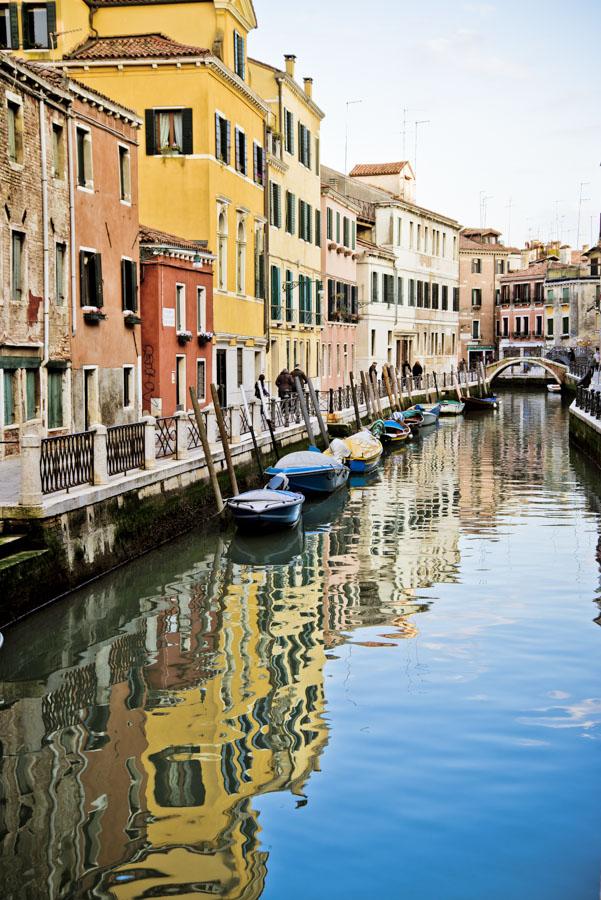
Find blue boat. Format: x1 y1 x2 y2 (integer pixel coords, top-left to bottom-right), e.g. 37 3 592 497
226 474 304 530
265 450 349 495
405 403 441 426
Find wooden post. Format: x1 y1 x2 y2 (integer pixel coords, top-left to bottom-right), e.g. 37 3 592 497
382 365 395 414
189 387 224 514
476 365 483 398
294 376 316 446
360 370 372 420
433 371 440 401
306 376 329 447
242 386 263 479
349 372 362 431
453 370 463 401
210 384 239 496
371 372 383 418
393 367 405 410
408 374 415 404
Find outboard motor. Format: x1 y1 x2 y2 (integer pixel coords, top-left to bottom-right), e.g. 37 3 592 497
267 473 289 491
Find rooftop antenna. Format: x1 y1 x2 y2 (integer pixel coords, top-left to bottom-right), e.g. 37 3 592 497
576 181 590 249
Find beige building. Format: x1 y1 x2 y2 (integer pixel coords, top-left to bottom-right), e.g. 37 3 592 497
249 54 324 386
458 227 518 368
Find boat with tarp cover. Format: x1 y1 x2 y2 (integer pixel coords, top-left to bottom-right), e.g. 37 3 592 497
265 451 349 495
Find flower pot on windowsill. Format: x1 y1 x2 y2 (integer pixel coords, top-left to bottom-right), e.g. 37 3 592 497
82 306 106 324
177 330 193 345
123 310 142 327
197 331 214 347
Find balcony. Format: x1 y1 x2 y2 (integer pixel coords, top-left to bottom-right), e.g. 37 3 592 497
512 331 530 339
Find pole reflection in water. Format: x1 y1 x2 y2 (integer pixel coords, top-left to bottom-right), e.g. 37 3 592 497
0 391 600 899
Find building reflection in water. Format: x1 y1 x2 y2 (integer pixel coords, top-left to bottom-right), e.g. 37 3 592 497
0 407 522 897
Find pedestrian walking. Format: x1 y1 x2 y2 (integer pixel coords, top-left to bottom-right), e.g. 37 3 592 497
412 360 423 378
254 374 270 401
275 368 294 398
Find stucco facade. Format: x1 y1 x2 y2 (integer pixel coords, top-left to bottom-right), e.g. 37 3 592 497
249 54 323 388
0 55 71 455
320 184 359 390
140 227 214 416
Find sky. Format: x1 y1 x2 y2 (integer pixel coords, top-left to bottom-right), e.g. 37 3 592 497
250 0 601 250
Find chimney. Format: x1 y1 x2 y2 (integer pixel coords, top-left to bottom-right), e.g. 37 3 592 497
303 77 313 99
284 54 296 78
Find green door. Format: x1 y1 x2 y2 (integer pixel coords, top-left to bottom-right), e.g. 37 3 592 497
25 369 36 420
3 370 14 425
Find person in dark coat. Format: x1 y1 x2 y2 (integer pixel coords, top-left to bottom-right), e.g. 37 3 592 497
275 368 294 399
290 363 307 386
368 362 378 381
254 374 270 401
412 360 423 377
402 360 411 378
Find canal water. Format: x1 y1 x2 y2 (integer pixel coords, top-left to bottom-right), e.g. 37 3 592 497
0 390 600 899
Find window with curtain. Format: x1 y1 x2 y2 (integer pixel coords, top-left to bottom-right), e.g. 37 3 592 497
145 109 193 156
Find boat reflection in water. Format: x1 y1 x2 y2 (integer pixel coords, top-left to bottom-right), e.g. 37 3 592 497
301 484 349 532
228 522 305 567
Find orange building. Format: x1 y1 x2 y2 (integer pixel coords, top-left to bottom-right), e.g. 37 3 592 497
139 226 214 416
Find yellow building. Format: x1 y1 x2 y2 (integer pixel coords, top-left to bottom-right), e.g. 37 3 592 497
13 0 269 405
248 55 324 387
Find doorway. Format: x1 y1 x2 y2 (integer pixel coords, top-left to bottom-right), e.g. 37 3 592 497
83 367 97 431
216 349 227 407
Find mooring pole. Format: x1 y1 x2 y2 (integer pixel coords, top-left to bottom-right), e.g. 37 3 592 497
371 372 383 418
349 372 362 431
241 385 263 479
189 387 224 514
295 376 316 447
382 365 395 414
433 371 440 401
210 383 239 496
306 376 329 448
360 370 372 420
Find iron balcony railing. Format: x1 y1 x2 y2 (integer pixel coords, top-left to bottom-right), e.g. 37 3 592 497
40 431 94 495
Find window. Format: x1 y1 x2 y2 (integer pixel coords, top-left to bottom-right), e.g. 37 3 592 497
432 283 439 309
383 274 394 305
254 224 265 300
424 282 430 308
196 286 206 333
417 281 423 308
371 272 379 302
562 316 569 337
472 257 481 274
47 370 62 428
214 113 230 163
7 98 23 164
547 317 554 337
236 219 246 294
22 2 55 49
234 127 246 175
343 217 350 247
11 231 25 301
562 287 570 302
371 329 376 356
315 210 321 247
442 285 448 310
233 30 245 79
0 5 18 49
196 359 206 401
285 269 294 321
397 277 403 305
352 222 356 249
79 250 103 307
52 123 64 178
298 200 312 242
284 108 294 154
535 315 543 337
271 265 281 319
253 141 264 185
76 126 93 188
502 317 509 338
145 108 192 156
118 145 131 202
123 366 134 408
218 209 228 291
336 212 341 243
176 355 186 408
55 243 66 305
472 320 480 339
298 122 311 167
270 182 282 228
452 287 459 311
472 288 482 307
409 279 415 306
121 258 138 311
237 347 243 387
175 284 186 332
25 369 37 420
326 207 333 240
286 191 296 235
2 370 14 425
496 259 505 275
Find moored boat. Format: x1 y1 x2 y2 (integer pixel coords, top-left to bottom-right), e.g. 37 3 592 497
392 409 424 433
265 451 349 495
463 395 499 411
324 431 384 474
438 399 465 416
371 417 412 445
405 403 441 426
226 474 304 530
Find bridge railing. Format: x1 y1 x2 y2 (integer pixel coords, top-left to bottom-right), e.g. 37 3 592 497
575 386 601 419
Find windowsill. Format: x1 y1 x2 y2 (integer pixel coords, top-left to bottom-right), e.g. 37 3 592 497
77 184 94 194
8 159 24 171
120 198 132 207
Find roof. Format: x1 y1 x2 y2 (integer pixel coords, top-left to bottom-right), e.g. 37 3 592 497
139 225 209 254
65 33 210 61
500 260 548 281
350 162 411 177
461 226 502 237
459 235 515 253
356 238 396 261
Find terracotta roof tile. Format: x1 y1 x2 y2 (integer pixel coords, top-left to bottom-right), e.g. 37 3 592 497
65 33 210 61
500 260 548 281
139 225 209 253
350 162 410 177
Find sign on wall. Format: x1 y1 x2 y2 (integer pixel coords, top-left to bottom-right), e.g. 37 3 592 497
162 307 176 327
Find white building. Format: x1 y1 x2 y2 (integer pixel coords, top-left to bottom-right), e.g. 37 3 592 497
322 164 460 374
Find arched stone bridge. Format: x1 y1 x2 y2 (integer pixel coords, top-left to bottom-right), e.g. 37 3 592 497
485 357 569 386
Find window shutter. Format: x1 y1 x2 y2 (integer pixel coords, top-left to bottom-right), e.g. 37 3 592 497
94 254 104 307
47 2 57 47
121 258 127 310
241 132 246 174
21 5 29 48
315 210 321 246
9 4 19 48
234 31 239 73
307 204 312 243
79 250 86 306
215 113 221 160
234 127 240 171
253 142 258 182
132 261 138 312
306 129 311 169
145 110 156 155
298 122 303 162
225 120 231 165
240 34 245 79
182 108 193 154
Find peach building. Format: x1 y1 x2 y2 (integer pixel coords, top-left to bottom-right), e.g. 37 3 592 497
320 179 360 390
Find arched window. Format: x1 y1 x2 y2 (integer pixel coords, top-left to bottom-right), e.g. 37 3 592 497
218 209 228 292
236 219 246 295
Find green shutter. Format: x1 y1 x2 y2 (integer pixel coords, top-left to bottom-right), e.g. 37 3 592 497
25 369 36 420
3 370 14 425
182 108 193 154
94 253 103 307
48 371 63 429
145 110 156 155
225 120 231 164
9 5 19 48
79 249 87 305
121 258 127 310
46 2 56 47
315 210 321 246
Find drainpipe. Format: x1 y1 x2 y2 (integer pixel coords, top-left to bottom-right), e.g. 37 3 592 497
39 98 50 431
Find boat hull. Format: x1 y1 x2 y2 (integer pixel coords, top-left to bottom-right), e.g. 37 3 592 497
265 465 349 495
226 489 304 530
439 400 465 416
464 396 498 411
348 450 383 473
406 404 441 426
